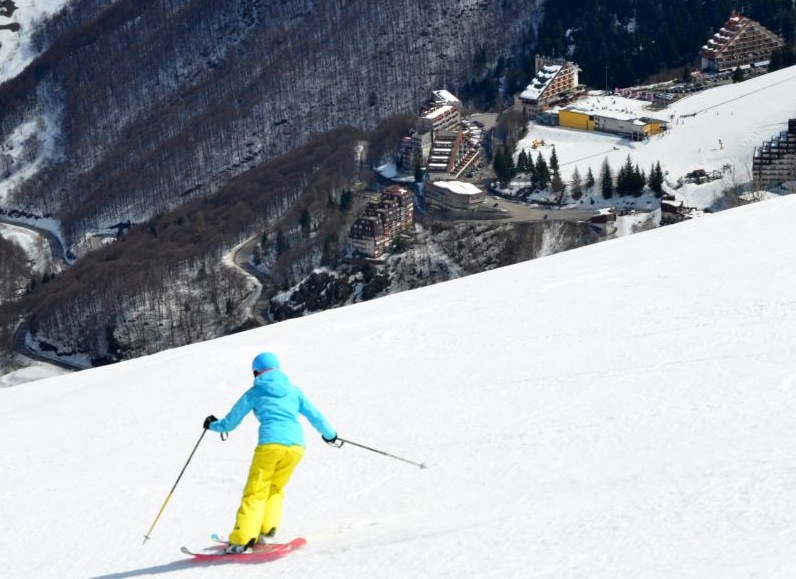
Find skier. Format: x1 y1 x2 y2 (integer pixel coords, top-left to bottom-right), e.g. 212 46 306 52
203 351 338 554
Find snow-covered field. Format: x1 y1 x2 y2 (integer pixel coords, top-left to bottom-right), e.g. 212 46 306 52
2 194 796 577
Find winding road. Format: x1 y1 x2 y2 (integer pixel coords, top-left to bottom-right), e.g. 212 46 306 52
0 216 85 371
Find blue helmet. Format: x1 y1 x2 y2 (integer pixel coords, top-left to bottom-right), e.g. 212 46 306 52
252 352 280 373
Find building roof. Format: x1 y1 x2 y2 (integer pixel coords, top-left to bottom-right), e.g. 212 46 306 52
701 12 783 64
520 64 563 102
432 180 482 196
424 105 455 121
433 90 460 104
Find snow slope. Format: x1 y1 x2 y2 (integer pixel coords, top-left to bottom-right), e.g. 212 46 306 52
3 194 796 578
0 0 71 84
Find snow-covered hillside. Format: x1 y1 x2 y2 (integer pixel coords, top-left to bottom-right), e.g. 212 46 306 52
516 65 796 210
0 0 70 84
2 194 796 578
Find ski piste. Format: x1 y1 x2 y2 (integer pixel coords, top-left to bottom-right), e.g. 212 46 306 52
181 536 306 562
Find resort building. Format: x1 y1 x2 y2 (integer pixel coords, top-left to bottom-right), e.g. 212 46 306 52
518 56 581 114
400 89 481 180
558 105 667 141
752 118 796 188
400 129 433 173
425 180 485 211
349 185 414 258
700 12 784 72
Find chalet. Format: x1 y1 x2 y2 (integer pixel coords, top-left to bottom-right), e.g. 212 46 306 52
700 12 784 72
660 195 702 226
589 208 617 236
752 118 796 188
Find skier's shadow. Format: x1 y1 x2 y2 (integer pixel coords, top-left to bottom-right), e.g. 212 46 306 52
90 557 261 578
89 560 194 578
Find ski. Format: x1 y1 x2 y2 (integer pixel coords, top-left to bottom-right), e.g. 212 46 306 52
181 537 306 562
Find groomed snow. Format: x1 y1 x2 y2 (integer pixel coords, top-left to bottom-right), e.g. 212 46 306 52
2 195 796 577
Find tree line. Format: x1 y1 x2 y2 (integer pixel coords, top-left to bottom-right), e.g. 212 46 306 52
495 145 665 202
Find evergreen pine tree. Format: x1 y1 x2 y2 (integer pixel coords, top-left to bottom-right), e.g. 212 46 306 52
527 152 538 186
517 150 530 174
600 159 613 199
549 147 559 175
586 167 595 189
535 152 550 189
571 167 583 201
493 148 513 188
634 163 645 197
551 172 566 205
616 156 629 196
648 161 664 197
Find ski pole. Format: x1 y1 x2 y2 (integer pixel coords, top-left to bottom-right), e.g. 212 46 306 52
336 437 427 469
142 428 207 544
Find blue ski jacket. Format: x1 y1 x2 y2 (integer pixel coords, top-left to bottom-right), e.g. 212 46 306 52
208 369 335 447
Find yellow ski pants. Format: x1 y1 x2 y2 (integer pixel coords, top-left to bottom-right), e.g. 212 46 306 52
228 443 305 545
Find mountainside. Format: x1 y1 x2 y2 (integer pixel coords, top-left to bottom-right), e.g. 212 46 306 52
1 1 794 373
0 0 540 244
3 195 796 577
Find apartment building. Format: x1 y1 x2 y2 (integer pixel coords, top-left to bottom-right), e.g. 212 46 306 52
425 180 484 211
417 104 461 135
519 56 581 114
349 185 414 258
400 89 476 179
752 118 796 188
400 129 432 172
700 12 784 72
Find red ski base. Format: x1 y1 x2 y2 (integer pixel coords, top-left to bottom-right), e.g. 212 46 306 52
181 537 306 562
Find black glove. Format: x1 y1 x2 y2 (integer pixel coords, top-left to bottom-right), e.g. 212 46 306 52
203 415 218 429
322 433 343 447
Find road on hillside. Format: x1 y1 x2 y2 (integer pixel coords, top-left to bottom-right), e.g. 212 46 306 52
231 237 276 326
490 196 596 222
446 194 597 223
0 215 70 271
12 321 87 371
0 217 84 370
